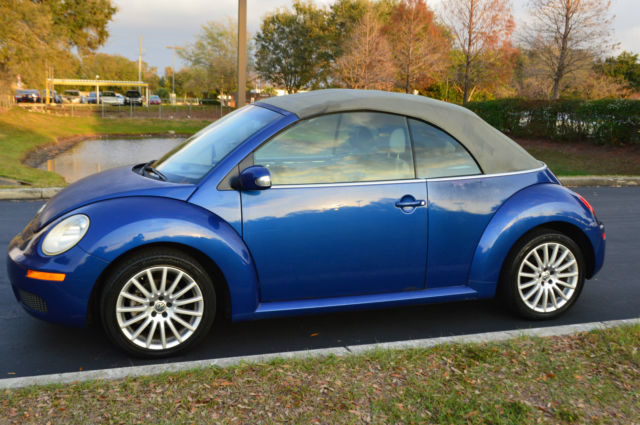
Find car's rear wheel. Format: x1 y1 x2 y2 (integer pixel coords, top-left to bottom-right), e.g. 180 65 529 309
502 230 585 319
100 248 216 357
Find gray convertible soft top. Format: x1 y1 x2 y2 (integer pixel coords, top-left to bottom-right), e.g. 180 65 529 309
258 89 541 174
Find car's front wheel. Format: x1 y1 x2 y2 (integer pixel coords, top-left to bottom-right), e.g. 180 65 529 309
502 230 585 319
100 248 216 357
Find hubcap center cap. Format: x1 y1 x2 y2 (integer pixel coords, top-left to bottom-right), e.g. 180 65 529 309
154 301 167 313
541 271 551 280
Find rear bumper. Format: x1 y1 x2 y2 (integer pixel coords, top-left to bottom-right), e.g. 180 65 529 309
7 236 109 327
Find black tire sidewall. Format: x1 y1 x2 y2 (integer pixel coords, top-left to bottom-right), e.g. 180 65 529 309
100 248 216 358
503 230 585 320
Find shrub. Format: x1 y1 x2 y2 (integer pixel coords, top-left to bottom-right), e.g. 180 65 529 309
466 99 640 146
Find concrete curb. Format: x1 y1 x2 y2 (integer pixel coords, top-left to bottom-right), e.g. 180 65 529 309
0 176 639 200
0 187 62 200
1 317 638 390
559 176 640 187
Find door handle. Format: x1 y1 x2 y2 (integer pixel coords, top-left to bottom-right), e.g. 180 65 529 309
395 200 426 208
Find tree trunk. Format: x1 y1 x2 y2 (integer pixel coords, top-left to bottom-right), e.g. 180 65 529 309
463 58 471 104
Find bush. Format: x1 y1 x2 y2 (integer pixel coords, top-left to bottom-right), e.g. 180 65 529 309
466 99 640 146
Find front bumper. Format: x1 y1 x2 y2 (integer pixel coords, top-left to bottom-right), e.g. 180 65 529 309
7 231 109 327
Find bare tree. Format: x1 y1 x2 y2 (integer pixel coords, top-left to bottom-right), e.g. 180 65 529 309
442 0 515 103
523 0 614 100
335 8 394 90
386 0 449 93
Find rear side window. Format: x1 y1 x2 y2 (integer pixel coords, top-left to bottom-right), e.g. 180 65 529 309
408 118 480 178
254 112 414 185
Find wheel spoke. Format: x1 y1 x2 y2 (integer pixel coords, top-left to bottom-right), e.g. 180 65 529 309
166 271 184 296
159 267 168 294
117 305 147 313
553 250 570 268
520 279 538 290
122 311 148 328
532 249 544 267
173 296 203 307
146 270 158 294
531 286 544 307
120 292 148 304
524 284 540 300
166 318 182 343
520 272 537 279
542 287 548 312
553 285 569 300
145 320 158 348
549 244 559 265
524 260 538 270
175 308 203 317
131 278 151 299
543 244 549 266
549 287 558 309
160 321 167 349
131 315 152 339
556 280 576 289
557 272 578 279
556 260 576 273
172 314 196 331
173 281 196 300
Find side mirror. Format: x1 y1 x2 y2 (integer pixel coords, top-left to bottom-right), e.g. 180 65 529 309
238 165 272 191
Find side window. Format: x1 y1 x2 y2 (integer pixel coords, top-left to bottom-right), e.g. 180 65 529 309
254 112 414 185
408 118 481 178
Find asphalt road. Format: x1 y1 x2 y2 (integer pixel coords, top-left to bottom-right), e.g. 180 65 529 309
1 187 638 379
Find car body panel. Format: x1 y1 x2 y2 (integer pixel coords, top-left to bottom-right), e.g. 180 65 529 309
242 181 428 301
425 166 558 289
467 182 605 297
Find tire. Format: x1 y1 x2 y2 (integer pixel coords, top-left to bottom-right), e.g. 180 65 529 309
501 229 585 320
100 248 216 358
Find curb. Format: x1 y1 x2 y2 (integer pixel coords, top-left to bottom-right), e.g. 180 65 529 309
1 317 638 390
559 176 640 187
1 177 639 201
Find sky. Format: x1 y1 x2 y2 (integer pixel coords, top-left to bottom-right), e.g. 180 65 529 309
99 0 640 76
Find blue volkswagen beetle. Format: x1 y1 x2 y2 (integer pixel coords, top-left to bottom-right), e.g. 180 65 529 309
7 90 605 357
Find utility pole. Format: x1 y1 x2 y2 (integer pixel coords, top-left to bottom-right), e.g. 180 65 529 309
167 46 179 105
237 0 247 108
138 36 143 82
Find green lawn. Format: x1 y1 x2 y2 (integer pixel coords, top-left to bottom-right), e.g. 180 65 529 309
0 108 210 186
2 324 639 424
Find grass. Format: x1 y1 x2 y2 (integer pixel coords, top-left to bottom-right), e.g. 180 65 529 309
516 138 640 176
2 323 639 424
0 108 210 186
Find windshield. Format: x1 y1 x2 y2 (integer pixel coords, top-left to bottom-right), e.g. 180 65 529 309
154 105 282 183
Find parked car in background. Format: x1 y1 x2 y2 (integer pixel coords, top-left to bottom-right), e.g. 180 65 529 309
41 89 62 104
116 94 125 105
17 89 41 103
100 91 121 105
149 95 161 105
86 92 99 104
124 90 143 106
63 90 85 104
7 90 606 358
13 90 24 103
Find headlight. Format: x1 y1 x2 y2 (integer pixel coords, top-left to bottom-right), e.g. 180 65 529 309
42 214 90 256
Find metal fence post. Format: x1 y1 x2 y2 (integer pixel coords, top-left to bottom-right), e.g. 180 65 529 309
101 101 104 119
130 101 133 119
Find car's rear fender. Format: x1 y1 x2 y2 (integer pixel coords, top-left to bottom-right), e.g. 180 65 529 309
75 197 260 320
468 183 604 297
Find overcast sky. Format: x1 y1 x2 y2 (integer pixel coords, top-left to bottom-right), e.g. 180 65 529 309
99 0 640 75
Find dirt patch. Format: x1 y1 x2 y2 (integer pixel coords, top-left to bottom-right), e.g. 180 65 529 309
22 133 188 168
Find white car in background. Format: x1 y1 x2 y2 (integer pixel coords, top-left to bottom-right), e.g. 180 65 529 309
101 91 124 105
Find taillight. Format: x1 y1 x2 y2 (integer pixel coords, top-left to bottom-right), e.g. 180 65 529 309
577 194 596 219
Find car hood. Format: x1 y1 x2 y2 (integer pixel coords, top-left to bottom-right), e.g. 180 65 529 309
37 165 196 228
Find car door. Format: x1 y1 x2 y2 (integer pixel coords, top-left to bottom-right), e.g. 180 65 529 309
241 112 428 302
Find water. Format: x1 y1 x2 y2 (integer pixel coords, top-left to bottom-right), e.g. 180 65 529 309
39 138 185 183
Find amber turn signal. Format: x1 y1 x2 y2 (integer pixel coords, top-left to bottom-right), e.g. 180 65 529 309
26 270 66 282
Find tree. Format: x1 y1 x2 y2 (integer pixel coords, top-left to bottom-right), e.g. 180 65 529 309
386 0 449 93
254 1 331 93
597 51 640 91
523 0 614 100
179 18 251 97
442 0 515 103
0 0 116 93
335 7 394 90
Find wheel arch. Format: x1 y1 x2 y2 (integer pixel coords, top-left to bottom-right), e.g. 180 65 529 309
87 242 232 326
467 183 603 298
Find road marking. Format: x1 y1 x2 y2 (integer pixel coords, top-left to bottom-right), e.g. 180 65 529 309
1 317 638 389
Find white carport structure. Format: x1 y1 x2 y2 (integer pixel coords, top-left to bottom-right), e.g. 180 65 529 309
45 79 149 106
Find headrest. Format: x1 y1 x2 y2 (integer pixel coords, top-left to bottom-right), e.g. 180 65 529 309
389 129 406 154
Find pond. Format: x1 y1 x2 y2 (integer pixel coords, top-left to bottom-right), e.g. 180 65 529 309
39 138 185 183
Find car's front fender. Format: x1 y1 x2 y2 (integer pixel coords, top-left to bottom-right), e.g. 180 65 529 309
468 183 605 297
75 197 260 318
